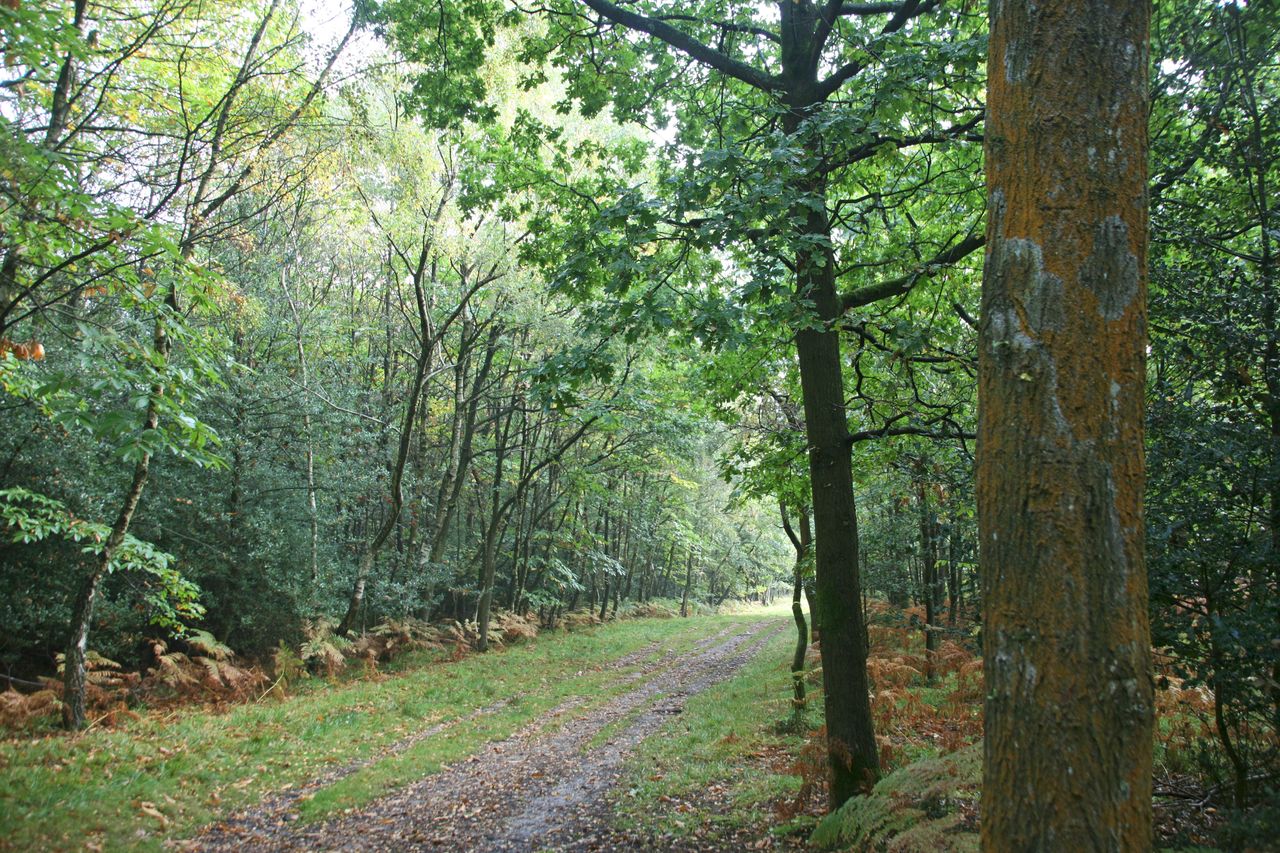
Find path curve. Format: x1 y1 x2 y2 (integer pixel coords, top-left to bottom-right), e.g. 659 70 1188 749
192 618 785 852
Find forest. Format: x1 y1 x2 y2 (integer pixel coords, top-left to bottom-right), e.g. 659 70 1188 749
0 0 1276 850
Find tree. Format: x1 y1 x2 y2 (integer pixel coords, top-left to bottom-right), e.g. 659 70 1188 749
374 0 986 805
0 2 795 711
780 501 813 711
978 0 1153 846
0 0 356 727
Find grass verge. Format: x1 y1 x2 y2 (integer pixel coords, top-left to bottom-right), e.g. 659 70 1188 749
610 625 820 848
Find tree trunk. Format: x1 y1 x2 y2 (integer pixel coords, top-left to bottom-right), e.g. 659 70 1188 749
788 115 880 801
1206 582 1250 808
476 521 501 649
947 526 959 626
781 503 812 710
427 326 492 567
475 403 515 652
338 246 437 637
917 479 939 681
65 246 173 728
680 549 693 618
803 576 819 642
63 447 151 730
979 0 1153 846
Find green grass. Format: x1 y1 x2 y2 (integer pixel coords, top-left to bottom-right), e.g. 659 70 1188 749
295 617 741 820
586 701 651 751
0 612 764 853
611 623 819 845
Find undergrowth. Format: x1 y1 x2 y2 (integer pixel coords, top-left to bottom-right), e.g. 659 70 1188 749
1 609 582 733
803 602 1243 852
810 744 980 852
2 597 1250 853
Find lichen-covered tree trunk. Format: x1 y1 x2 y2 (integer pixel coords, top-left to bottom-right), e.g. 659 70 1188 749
979 0 1153 846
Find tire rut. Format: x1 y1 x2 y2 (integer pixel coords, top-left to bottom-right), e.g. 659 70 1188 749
190 618 783 852
189 626 705 847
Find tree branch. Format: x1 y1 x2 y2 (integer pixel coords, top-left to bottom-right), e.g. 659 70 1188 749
840 2 907 15
848 424 975 444
840 233 985 314
578 0 783 92
654 13 780 44
815 0 943 100
821 112 983 172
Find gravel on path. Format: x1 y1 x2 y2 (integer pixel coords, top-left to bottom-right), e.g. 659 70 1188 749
189 618 788 853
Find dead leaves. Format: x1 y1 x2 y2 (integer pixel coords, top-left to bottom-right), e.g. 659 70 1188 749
136 800 168 826
0 687 61 729
0 337 45 361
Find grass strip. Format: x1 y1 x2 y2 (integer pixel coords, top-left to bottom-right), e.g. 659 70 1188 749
611 624 819 845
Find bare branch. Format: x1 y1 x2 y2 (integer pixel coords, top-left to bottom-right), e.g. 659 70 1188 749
578 0 783 92
840 233 984 314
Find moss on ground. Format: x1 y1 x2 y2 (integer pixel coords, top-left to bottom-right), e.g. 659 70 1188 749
811 743 980 852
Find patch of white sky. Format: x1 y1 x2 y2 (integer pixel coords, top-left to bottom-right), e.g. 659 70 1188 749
298 0 729 147
298 0 380 72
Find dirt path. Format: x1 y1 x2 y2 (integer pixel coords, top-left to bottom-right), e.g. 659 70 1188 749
190 618 785 852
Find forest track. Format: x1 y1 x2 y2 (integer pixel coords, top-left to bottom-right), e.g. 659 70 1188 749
189 617 784 852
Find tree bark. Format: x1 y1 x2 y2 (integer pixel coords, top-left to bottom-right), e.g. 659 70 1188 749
680 548 693 618
979 0 1153 846
781 503 812 710
947 525 959 626
787 94 880 801
62 440 152 730
917 479 939 681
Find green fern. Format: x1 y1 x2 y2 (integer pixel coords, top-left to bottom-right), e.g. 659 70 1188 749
300 619 351 675
270 642 305 689
184 629 233 661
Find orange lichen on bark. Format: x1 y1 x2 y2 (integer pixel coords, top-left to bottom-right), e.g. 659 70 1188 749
979 0 1153 849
